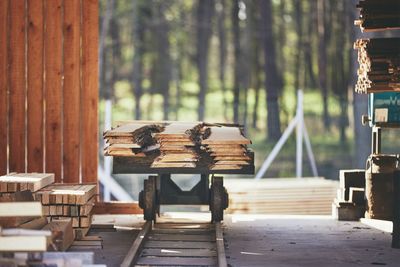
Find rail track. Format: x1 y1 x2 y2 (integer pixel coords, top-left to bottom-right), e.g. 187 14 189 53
121 221 228 267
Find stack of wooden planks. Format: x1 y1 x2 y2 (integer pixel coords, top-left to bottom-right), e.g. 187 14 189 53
35 184 97 239
104 121 254 173
225 178 338 215
204 126 252 170
0 190 74 252
355 0 400 32
354 38 400 94
0 172 54 193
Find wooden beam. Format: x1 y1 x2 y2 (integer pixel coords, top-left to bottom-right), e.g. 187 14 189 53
0 202 43 217
27 0 44 173
93 201 142 215
9 0 26 173
0 0 8 176
81 0 99 184
44 0 63 182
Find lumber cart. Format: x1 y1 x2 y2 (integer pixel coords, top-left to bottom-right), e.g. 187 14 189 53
112 157 254 222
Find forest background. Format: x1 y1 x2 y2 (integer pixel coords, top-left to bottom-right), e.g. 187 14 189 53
98 0 400 189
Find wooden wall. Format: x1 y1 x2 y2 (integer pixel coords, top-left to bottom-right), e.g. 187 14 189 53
0 0 99 184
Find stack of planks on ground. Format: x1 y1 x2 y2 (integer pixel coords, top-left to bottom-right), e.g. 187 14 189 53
104 121 254 173
35 184 97 239
355 0 400 32
354 38 400 94
225 178 338 215
0 187 74 252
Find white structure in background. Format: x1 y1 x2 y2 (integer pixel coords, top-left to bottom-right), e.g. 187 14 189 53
255 90 318 179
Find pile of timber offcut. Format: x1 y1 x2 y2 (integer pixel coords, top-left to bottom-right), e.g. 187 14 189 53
354 38 400 94
355 0 400 32
35 184 97 239
103 121 254 173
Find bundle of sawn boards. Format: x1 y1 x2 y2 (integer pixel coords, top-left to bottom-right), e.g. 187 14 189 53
0 172 96 245
104 121 254 172
355 0 400 32
354 1 400 94
354 38 400 94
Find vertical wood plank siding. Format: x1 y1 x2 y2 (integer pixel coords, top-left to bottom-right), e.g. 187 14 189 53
1 0 99 184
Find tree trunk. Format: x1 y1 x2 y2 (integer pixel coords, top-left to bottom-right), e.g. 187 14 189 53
196 0 214 121
158 3 171 120
260 0 282 140
232 0 241 124
132 0 145 120
317 0 331 129
217 0 228 120
304 1 317 89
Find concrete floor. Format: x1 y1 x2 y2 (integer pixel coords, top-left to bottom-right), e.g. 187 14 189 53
224 214 400 267
90 214 400 267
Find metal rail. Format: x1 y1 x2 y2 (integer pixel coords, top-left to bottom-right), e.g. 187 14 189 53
121 221 228 267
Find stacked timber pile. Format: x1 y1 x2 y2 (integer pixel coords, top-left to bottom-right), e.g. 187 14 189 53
104 121 254 173
356 0 400 32
0 181 75 252
0 173 97 241
204 126 252 171
225 178 338 215
354 38 400 94
152 122 200 168
35 184 97 239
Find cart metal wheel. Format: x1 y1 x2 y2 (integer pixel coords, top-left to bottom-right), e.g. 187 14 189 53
143 178 157 221
210 176 228 222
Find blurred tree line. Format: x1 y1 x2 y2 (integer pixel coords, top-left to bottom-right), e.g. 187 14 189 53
99 0 370 169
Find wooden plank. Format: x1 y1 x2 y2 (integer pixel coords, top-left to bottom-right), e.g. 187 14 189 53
42 219 74 251
93 201 141 215
0 202 43 217
19 217 48 229
0 173 55 192
136 257 216 266
0 0 8 176
0 236 49 252
27 0 44 173
144 241 215 249
62 0 81 183
45 0 63 182
202 126 251 145
148 234 214 242
9 0 26 173
215 222 227 267
81 0 98 184
121 221 152 267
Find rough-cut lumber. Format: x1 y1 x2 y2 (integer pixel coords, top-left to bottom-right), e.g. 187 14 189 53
0 173 55 192
202 126 251 145
356 0 400 32
104 121 254 174
354 38 400 94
